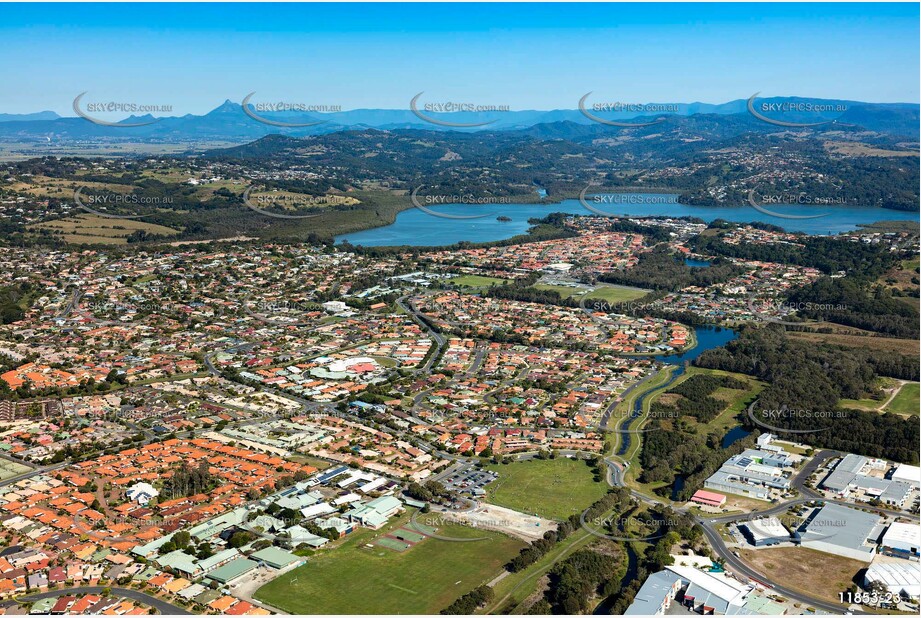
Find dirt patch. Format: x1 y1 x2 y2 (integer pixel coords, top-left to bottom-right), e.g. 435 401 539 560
738 546 862 606
824 141 919 158
443 503 556 542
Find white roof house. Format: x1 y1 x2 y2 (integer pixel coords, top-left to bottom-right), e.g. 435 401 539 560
322 300 348 313
126 482 159 505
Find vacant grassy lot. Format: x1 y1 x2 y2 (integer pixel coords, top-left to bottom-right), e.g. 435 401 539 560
739 546 862 607
657 367 766 437
787 330 919 356
584 285 649 303
824 141 921 158
886 382 919 416
838 397 882 412
31 214 180 245
8 175 137 198
254 512 523 614
531 283 648 304
245 188 359 211
484 457 608 521
878 255 921 294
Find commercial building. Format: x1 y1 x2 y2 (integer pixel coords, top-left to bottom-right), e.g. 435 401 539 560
880 522 920 560
755 433 787 456
795 503 884 563
891 463 921 488
321 301 348 313
250 547 302 570
300 502 337 520
864 561 921 599
345 495 403 529
690 490 727 508
284 525 330 548
624 570 684 615
154 553 230 582
821 454 914 508
205 558 259 585
626 565 762 615
704 449 792 501
740 517 792 547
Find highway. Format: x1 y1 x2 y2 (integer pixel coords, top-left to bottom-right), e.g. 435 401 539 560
396 294 447 375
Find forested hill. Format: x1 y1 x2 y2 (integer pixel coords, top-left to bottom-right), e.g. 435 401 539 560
204 115 920 211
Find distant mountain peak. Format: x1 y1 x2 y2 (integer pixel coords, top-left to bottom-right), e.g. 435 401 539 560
208 99 241 114
120 114 157 124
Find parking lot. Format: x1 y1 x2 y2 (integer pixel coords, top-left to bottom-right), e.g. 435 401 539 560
442 466 498 496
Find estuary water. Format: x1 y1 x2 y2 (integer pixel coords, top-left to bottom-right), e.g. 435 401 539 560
335 194 915 246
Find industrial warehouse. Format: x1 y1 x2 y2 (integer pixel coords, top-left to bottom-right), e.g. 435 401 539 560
821 454 919 509
703 448 794 501
796 503 884 562
624 564 785 615
864 561 921 600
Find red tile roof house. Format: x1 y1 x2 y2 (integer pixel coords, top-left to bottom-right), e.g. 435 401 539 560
47 566 67 584
50 595 76 614
69 595 102 614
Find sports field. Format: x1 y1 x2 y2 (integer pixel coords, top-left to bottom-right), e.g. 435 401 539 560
254 512 524 614
450 274 510 288
0 460 31 480
484 457 608 521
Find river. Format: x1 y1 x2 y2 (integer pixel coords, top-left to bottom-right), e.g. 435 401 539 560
335 194 915 246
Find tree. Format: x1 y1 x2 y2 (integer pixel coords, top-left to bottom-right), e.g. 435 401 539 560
173 530 191 550
228 531 254 548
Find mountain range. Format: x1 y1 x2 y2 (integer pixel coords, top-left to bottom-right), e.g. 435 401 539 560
0 97 917 142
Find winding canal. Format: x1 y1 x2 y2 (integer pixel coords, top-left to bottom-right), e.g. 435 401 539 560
615 325 738 456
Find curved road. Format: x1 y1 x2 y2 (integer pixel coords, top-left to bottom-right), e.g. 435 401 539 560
697 523 865 615
396 294 447 375
20 586 191 615
602 435 916 615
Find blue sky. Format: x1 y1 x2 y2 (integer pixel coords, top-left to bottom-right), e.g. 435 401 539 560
1 2 918 115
